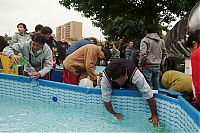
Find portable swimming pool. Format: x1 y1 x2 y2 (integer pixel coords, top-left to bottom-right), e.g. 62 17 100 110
0 73 199 132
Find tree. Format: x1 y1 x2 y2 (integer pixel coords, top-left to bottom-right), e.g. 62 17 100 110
59 0 198 41
3 33 12 41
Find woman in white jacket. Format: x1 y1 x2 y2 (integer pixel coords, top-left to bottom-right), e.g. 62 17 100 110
12 23 31 44
11 23 32 75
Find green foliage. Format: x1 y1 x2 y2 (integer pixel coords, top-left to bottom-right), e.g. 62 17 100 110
3 33 12 41
59 0 198 42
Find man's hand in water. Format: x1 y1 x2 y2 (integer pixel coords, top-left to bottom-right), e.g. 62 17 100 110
113 112 124 120
152 115 160 127
149 115 160 127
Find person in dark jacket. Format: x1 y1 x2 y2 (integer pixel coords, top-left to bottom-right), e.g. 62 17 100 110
110 43 120 62
125 41 139 66
118 37 126 58
57 41 68 64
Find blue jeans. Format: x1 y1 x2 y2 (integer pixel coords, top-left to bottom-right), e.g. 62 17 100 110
142 66 160 90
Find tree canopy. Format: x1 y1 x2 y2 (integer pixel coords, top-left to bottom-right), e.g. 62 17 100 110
59 0 198 42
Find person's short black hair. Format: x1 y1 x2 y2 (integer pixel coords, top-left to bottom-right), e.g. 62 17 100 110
186 30 200 48
32 33 46 45
87 37 97 45
106 60 126 80
35 24 43 32
146 24 159 33
41 26 53 35
102 48 112 61
17 23 28 31
0 36 9 51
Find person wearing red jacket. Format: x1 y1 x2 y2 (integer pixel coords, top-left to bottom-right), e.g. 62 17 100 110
186 30 200 110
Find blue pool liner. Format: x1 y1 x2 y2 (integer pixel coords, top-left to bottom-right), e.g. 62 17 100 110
0 73 199 131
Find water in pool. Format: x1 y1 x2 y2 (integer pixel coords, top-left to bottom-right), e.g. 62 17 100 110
0 96 174 132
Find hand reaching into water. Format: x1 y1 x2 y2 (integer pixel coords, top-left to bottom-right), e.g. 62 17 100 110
113 112 124 120
149 115 160 127
28 71 41 79
104 102 124 121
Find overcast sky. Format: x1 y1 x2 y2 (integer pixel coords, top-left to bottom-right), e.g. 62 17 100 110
0 0 104 40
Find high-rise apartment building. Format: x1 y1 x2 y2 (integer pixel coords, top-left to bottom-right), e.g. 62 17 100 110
56 21 82 42
56 26 61 41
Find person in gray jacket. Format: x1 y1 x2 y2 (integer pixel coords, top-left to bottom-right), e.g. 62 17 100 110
3 33 53 79
138 24 167 90
12 23 32 75
12 23 31 43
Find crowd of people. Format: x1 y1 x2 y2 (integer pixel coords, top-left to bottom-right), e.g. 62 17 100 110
0 23 68 79
0 22 199 126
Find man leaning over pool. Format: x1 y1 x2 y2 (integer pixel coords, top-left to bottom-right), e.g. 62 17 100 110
101 58 160 127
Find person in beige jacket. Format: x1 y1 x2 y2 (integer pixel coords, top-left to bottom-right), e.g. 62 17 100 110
63 44 111 86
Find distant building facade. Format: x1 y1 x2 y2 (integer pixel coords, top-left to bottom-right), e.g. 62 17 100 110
56 21 82 42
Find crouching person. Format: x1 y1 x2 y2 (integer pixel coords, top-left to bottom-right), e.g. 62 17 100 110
3 33 53 79
101 58 160 127
161 70 193 102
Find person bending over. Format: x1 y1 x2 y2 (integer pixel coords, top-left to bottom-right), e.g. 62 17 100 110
3 33 53 79
63 44 111 87
101 58 160 127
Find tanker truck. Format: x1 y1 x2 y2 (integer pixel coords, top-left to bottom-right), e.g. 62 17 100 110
163 1 200 75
